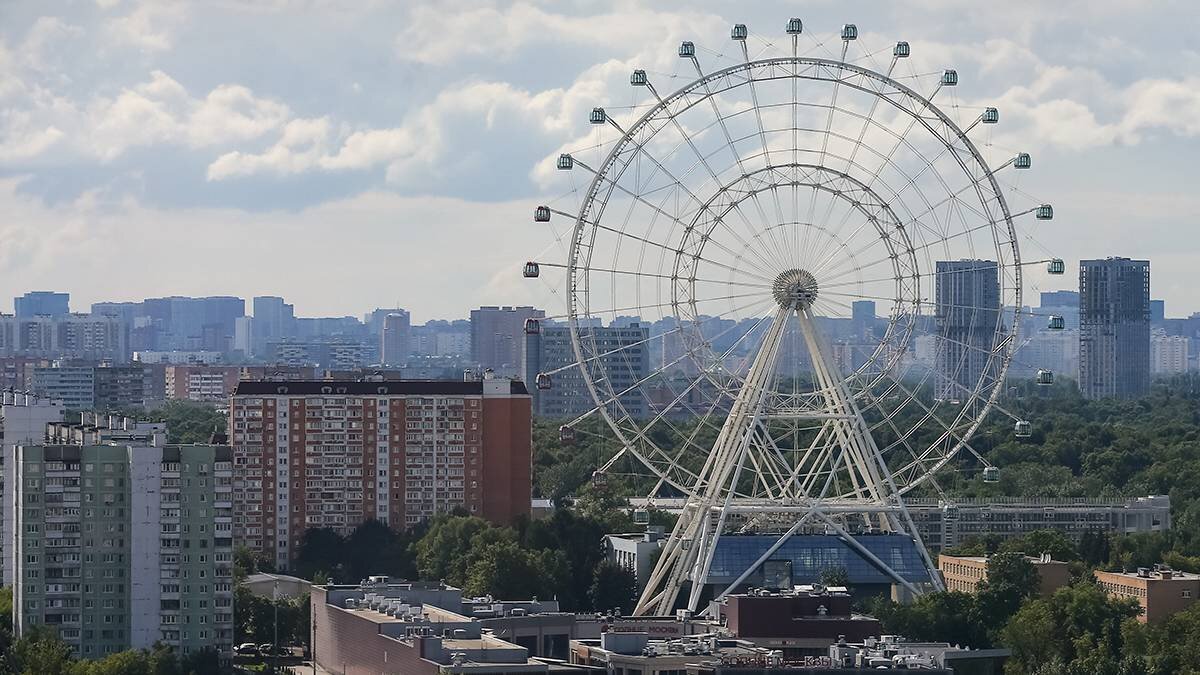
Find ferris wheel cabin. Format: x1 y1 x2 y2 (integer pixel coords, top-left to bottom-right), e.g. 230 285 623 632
558 425 576 444
589 108 607 124
534 205 551 222
1047 258 1066 275
523 261 540 278
556 154 573 170
786 18 803 35
1036 369 1055 386
630 69 647 86
982 467 1000 483
941 70 959 86
1014 420 1032 438
679 41 695 58
1047 315 1065 330
841 24 858 41
1015 153 1032 169
535 373 552 390
982 107 999 124
1036 204 1054 220
894 41 910 58
524 318 540 335
731 24 748 41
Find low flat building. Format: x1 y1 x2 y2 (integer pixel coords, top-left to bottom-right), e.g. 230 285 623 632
572 633 1000 674
243 573 311 600
312 577 594 673
1095 566 1200 623
634 496 1172 552
713 587 883 657
938 554 1070 596
604 528 666 588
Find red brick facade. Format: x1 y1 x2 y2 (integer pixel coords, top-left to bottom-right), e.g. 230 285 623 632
230 380 531 568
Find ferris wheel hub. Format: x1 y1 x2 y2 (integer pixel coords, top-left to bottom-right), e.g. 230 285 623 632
772 268 820 311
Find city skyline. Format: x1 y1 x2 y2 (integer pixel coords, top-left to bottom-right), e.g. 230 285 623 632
3 2 1200 318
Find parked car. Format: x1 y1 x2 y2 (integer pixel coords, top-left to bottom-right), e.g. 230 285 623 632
258 644 276 656
235 643 258 656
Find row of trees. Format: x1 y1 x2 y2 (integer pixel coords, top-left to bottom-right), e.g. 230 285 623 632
281 506 641 613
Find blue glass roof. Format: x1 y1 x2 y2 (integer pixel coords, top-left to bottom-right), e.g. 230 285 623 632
707 534 932 585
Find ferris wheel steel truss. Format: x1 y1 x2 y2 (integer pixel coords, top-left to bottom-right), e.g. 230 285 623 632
524 20 1065 616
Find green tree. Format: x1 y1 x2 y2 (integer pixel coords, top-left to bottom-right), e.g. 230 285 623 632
464 540 567 599
156 400 226 444
416 516 493 582
589 561 637 614
818 566 850 588
1001 529 1078 562
343 519 416 582
866 591 990 648
292 528 346 581
1001 581 1141 675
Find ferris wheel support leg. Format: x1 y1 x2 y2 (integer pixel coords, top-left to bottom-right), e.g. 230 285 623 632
633 307 791 616
796 308 940 590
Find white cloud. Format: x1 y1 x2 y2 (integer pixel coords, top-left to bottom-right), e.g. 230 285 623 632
104 1 187 52
0 70 291 163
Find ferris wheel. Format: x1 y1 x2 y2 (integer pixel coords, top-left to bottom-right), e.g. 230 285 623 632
524 19 1065 615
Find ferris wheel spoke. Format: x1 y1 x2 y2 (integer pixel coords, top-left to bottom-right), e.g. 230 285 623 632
685 53 796 272
569 160 783 276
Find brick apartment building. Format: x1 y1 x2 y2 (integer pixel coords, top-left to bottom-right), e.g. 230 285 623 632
229 377 531 569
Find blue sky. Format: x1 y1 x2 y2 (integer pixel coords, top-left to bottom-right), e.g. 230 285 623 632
1 1 1199 321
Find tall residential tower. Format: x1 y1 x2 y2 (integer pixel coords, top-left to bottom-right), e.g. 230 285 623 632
1079 258 1150 400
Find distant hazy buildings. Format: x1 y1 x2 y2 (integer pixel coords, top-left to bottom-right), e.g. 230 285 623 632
165 365 240 402
1151 334 1189 375
380 312 411 366
14 291 69 318
471 306 542 378
31 364 152 411
1079 258 1150 400
525 324 649 418
934 260 1000 400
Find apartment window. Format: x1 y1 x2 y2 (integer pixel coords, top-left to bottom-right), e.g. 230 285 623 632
1184 590 1194 599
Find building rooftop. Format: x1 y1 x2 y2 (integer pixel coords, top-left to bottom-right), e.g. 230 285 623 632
234 379 529 396
1099 566 1197 581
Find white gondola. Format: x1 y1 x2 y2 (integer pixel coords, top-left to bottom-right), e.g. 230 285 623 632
1014 420 1032 438
589 107 606 125
591 470 608 488
982 467 1000 483
679 41 695 58
524 318 540 335
630 69 647 86
894 41 910 58
1047 315 1065 330
941 69 958 86
982 107 999 124
841 24 858 41
1015 153 1032 169
786 18 803 35
556 154 573 170
535 373 551 390
1036 204 1054 220
633 508 650 525
1036 369 1054 386
731 24 748 40
523 261 540 278
559 425 576 444
1047 258 1066 275
534 205 551 222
